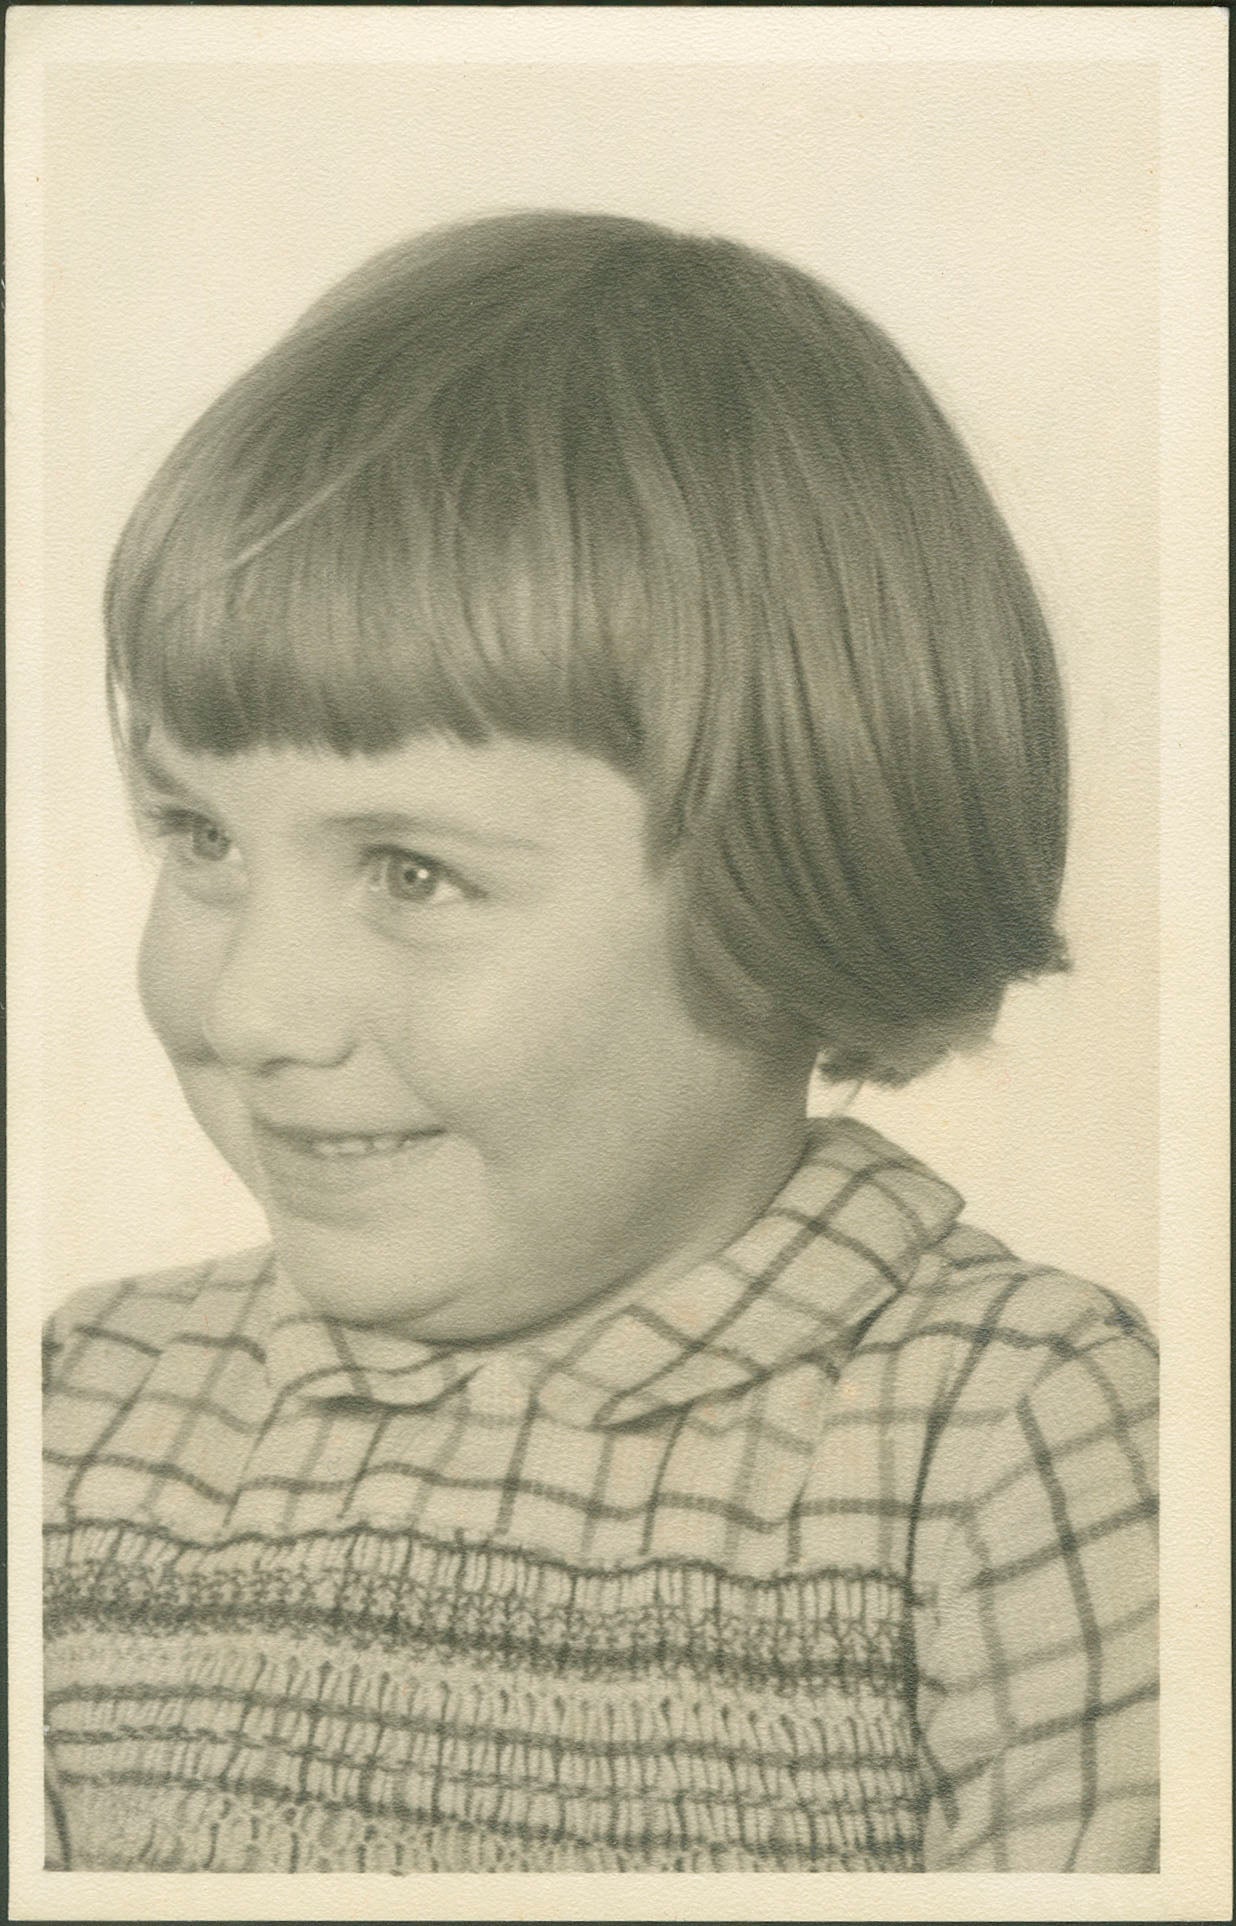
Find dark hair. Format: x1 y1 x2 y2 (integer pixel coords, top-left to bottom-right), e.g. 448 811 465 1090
106 209 1068 1083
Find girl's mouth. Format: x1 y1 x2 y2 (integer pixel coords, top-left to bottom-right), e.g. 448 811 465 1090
250 1121 447 1208
295 1130 433 1160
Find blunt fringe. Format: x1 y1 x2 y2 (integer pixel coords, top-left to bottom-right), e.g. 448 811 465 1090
106 209 1069 1084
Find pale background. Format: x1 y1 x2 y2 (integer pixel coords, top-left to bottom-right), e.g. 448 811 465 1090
35 55 1159 1319
8 8 1229 1923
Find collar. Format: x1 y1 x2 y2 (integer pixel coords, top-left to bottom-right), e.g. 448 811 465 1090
263 1116 963 1428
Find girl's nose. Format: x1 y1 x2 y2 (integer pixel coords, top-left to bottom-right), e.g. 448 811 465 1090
201 900 357 1071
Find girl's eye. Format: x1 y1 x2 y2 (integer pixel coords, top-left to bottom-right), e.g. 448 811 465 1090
182 818 234 864
367 849 467 908
143 807 239 868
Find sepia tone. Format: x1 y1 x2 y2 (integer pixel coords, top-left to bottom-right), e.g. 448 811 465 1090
7 7 1228 1921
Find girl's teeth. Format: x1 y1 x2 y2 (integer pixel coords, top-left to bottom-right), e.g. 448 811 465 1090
308 1133 410 1158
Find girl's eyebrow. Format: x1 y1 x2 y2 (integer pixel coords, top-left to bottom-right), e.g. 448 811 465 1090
127 744 548 856
321 810 547 856
127 741 206 804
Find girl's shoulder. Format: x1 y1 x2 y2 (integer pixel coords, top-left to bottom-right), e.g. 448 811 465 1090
920 1217 1154 1342
42 1246 275 1394
813 1115 1157 1392
853 1213 1158 1439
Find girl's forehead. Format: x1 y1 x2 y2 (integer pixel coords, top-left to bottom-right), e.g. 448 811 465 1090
137 726 647 849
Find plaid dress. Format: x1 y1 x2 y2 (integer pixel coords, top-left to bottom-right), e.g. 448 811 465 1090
43 1116 1158 1873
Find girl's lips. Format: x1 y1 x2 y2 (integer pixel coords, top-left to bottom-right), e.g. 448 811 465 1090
251 1121 446 1213
268 1126 440 1158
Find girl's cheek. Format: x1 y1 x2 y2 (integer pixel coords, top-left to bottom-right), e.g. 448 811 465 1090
137 891 218 1057
373 964 550 1121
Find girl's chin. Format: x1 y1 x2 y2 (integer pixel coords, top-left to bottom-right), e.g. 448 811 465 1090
276 1246 441 1326
267 1218 499 1339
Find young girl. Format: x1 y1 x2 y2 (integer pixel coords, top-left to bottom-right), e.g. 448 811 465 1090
43 210 1158 1874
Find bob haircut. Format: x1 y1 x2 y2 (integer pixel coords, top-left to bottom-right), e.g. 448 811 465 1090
106 209 1068 1085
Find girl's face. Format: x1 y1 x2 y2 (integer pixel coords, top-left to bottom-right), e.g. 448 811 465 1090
135 729 811 1338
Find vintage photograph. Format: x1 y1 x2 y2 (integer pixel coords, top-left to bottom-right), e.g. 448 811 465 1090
7 7 1227 1917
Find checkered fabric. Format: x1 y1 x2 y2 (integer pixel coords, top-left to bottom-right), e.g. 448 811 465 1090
43 1116 1158 1873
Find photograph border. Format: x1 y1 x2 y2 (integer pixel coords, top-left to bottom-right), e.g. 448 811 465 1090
7 7 1228 1920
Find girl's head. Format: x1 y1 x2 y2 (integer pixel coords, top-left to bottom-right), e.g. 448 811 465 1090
108 208 1068 1091
109 211 1069 1334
